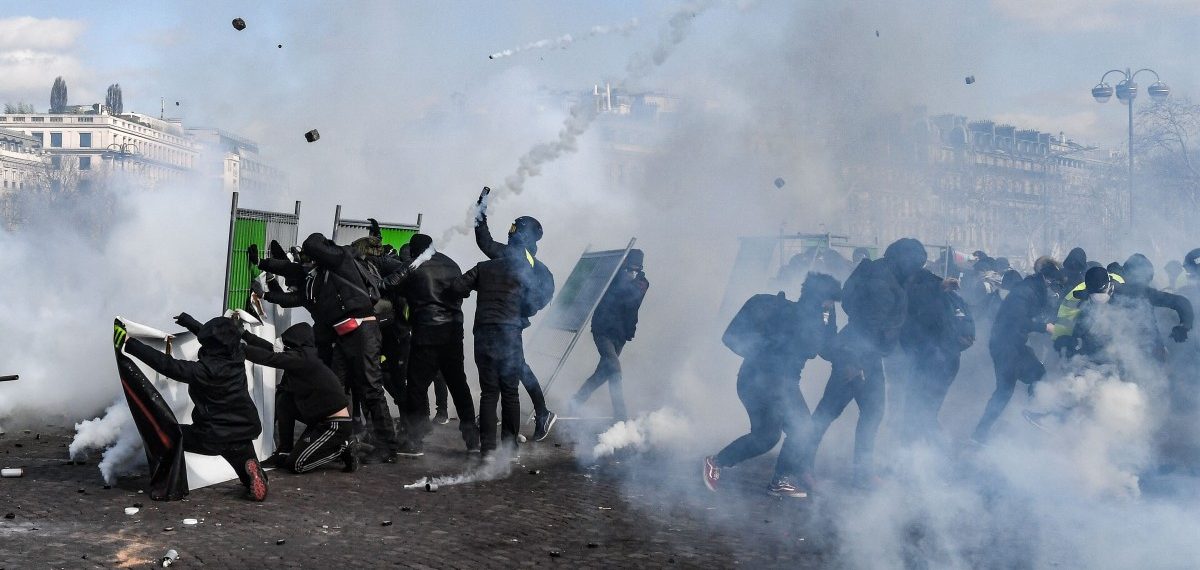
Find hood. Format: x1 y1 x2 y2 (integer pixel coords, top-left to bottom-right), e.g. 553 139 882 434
197 317 245 361
280 322 316 350
1064 247 1088 272
1123 253 1154 285
883 238 927 279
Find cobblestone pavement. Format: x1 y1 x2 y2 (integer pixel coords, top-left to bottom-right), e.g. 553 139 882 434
0 420 832 569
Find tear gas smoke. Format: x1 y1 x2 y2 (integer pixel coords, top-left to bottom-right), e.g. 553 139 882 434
440 1 716 244
487 17 639 60
591 407 690 459
70 400 146 484
403 450 516 490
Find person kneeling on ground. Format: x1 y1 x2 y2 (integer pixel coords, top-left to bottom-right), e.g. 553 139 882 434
116 314 268 501
224 316 359 474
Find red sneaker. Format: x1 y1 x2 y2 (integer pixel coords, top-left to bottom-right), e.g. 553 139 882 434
245 459 268 502
703 456 721 492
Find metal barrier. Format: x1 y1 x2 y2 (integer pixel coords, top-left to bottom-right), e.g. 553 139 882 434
221 192 301 312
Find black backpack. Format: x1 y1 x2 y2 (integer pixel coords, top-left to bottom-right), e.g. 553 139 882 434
945 290 976 352
722 292 792 359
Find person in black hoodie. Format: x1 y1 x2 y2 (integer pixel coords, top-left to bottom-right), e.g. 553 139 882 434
971 257 1061 443
239 321 359 474
1063 247 1088 290
703 273 840 499
116 315 268 501
567 249 650 423
296 232 398 464
897 269 975 443
474 212 557 440
801 238 926 487
376 234 480 456
454 216 554 458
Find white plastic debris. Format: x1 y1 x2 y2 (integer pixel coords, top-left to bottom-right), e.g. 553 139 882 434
182 518 199 525
1 468 23 478
161 548 179 567
124 507 140 515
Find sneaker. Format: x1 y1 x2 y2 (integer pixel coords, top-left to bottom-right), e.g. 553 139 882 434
533 411 558 442
1022 410 1051 433
261 452 289 469
464 428 481 453
703 456 721 492
767 477 809 499
244 459 269 502
341 442 360 473
362 447 397 464
397 441 425 458
433 411 450 425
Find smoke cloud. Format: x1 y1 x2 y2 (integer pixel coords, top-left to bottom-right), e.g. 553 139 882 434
591 407 690 459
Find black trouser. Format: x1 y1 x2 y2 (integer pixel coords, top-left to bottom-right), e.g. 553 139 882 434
714 359 811 480
285 418 353 473
332 320 398 452
803 327 886 479
973 343 1044 442
571 333 627 419
522 362 548 417
380 325 411 413
405 340 477 446
899 346 961 443
275 390 299 454
181 425 263 490
475 325 525 453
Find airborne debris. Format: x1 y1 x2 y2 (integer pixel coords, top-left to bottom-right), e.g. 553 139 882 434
965 75 976 85
232 18 246 31
774 177 786 189
278 44 283 48
875 30 880 37
304 129 320 143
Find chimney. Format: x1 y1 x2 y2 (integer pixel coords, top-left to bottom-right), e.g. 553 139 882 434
606 83 612 111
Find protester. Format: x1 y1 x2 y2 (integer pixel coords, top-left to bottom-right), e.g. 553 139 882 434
703 273 840 498
567 249 650 424
115 315 268 501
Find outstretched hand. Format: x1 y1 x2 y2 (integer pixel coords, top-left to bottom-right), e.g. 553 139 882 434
368 218 382 240
173 312 202 331
1171 325 1189 343
247 243 260 266
269 239 287 260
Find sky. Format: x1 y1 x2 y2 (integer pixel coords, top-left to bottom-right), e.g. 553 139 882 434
2 0 1199 151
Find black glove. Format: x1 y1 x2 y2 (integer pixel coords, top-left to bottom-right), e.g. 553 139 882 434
247 243 260 266
250 279 265 297
113 320 128 350
1171 325 1189 343
173 312 202 332
269 239 287 260
1053 335 1075 353
266 276 284 294
368 218 382 240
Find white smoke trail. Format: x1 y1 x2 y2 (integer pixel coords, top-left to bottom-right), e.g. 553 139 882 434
487 17 639 60
403 449 516 490
592 407 690 459
441 1 717 243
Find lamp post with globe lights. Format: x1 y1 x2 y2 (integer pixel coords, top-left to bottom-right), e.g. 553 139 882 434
1091 68 1170 228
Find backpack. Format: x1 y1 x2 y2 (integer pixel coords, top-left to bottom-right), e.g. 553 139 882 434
722 292 792 359
945 290 976 352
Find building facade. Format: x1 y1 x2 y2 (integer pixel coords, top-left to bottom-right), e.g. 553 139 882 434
0 128 48 228
186 128 289 196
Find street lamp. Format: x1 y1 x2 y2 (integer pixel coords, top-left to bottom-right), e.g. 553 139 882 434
1091 67 1169 228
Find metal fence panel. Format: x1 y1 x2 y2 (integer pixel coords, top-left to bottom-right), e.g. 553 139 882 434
222 193 301 312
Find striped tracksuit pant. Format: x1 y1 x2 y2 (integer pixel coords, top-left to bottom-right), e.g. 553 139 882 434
284 418 353 473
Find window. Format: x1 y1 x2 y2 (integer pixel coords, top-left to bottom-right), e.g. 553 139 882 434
49 117 62 122
50 132 62 147
79 132 92 148
51 155 61 168
30 132 42 145
31 116 43 122
79 156 91 170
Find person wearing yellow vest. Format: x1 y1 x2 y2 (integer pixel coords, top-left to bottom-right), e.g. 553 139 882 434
1051 271 1125 354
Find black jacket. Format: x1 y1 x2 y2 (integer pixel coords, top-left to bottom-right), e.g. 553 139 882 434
451 253 554 329
840 257 907 353
125 317 262 443
301 233 376 326
591 271 650 341
989 275 1051 352
378 251 465 344
241 323 347 424
902 270 975 355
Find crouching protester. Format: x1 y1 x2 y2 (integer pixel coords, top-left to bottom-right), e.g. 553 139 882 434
235 319 360 474
703 273 841 499
115 315 268 502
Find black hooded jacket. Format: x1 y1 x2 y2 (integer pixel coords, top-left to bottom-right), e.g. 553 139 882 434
125 317 262 443
989 274 1051 352
462 218 555 328
591 271 650 341
377 251 465 344
301 233 376 326
241 323 347 424
901 269 975 355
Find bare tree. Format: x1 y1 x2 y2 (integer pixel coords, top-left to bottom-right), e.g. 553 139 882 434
105 83 123 115
3 102 36 114
50 77 68 113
